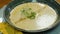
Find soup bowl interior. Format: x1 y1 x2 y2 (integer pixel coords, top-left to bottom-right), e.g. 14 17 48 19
4 0 60 32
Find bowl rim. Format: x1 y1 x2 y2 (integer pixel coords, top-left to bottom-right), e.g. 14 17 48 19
4 0 60 32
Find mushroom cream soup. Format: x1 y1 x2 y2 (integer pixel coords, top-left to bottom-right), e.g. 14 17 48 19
9 3 57 30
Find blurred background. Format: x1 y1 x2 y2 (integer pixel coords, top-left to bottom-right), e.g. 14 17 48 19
0 0 60 8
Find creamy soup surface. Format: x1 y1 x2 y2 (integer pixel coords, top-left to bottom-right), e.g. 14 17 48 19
9 3 57 30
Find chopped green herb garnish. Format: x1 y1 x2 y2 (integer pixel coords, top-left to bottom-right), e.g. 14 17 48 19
27 12 36 19
21 8 36 19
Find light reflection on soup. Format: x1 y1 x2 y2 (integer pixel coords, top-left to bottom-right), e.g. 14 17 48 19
9 3 57 30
